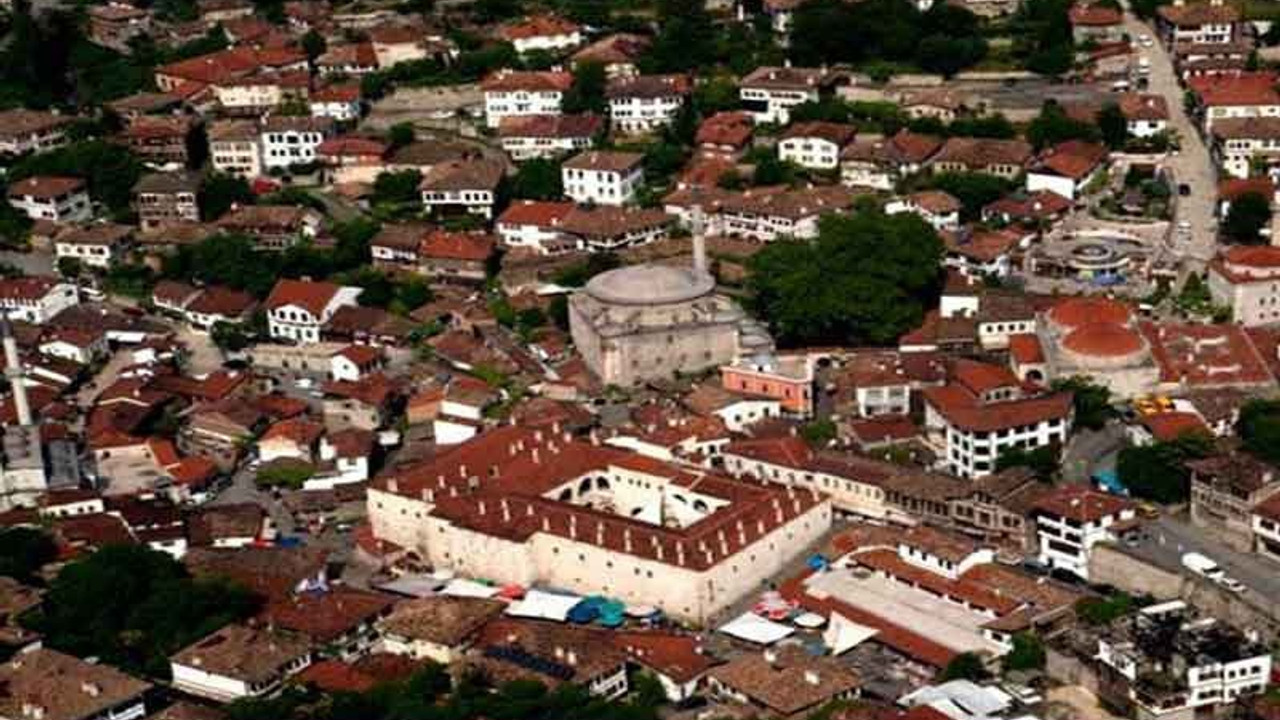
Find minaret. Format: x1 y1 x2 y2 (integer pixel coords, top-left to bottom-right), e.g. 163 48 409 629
691 205 708 279
1 318 31 427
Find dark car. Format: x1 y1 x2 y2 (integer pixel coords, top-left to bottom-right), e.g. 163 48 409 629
1178 183 1191 196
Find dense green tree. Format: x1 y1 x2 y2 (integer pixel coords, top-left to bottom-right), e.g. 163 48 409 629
1097 103 1129 150
31 544 259 677
508 159 564 201
388 122 416 149
1238 399 1280 464
948 114 1017 140
198 173 254 221
1117 433 1214 504
942 652 992 682
1076 592 1139 625
10 141 143 216
1002 632 1046 672
563 60 607 114
210 320 253 352
0 528 57 583
162 233 281 297
746 210 943 346
1223 192 1273 244
1050 376 1113 429
925 172 1015 222
372 170 424 206
995 445 1058 481
751 153 796 186
552 253 621 287
301 29 327 64
1013 0 1075 76
1027 100 1101 149
641 0 716 72
789 0 986 74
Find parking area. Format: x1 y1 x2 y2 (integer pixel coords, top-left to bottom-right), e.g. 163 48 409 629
1120 513 1280 601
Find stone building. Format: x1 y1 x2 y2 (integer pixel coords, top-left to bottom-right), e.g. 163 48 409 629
568 228 771 388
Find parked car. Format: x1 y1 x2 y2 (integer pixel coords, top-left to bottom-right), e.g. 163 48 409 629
1178 183 1191 196
1182 552 1224 581
1217 576 1246 594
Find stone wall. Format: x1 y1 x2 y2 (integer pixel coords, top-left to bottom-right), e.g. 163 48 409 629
1089 545 1184 600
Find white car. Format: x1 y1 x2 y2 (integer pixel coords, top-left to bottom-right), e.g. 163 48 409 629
1139 34 1154 47
1217 576 1246 594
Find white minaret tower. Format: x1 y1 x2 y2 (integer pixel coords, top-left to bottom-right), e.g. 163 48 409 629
691 205 709 279
1 318 31 427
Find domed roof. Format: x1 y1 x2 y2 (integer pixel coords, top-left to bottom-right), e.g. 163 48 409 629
1062 322 1145 358
585 264 715 306
1049 297 1131 329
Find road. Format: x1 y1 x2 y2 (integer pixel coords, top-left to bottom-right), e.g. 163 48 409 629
1122 8 1219 264
1122 513 1280 603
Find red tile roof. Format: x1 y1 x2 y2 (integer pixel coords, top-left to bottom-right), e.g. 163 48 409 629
481 69 573 92
499 14 579 40
497 200 575 227
419 231 495 262
1032 484 1131 522
1009 333 1045 364
1070 2 1123 25
262 417 325 446
265 278 344 315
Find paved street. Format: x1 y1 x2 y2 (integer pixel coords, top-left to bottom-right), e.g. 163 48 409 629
1122 513 1280 604
1122 8 1219 264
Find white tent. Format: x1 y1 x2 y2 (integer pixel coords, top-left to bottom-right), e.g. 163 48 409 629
441 578 500 599
899 679 1013 720
823 612 879 655
505 589 582 622
718 612 795 645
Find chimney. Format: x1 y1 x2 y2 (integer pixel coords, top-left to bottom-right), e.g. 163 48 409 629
763 649 778 666
2 318 30 426
387 478 398 493
804 670 820 686
81 682 101 697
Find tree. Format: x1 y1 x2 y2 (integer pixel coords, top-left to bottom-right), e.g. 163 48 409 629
0 528 57 582
1117 433 1214 504
746 210 943 347
31 544 259 677
1013 0 1074 76
641 0 715 72
1076 592 1137 625
995 445 1058 481
1238 399 1280 464
1096 103 1129 149
56 257 82 280
210 320 252 352
800 419 837 446
1050 376 1112 430
1002 632 1046 672
926 173 1015 222
562 60 606 114
1027 100 1101 150
508 159 564 201
388 122 416 149
198 173 254 220
372 170 424 206
301 29 327 64
1223 192 1273 244
942 652 992 682
10 141 143 217
752 153 796 186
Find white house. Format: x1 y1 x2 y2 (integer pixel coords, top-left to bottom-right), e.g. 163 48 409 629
481 70 572 129
885 190 961 231
330 344 382 382
170 624 312 702
606 74 690 135
209 120 263 179
265 278 362 344
1025 140 1108 202
922 359 1072 479
6 176 91 223
0 276 78 324
562 151 644 206
309 85 362 123
38 327 106 364
495 200 575 253
739 66 842 125
0 648 151 720
0 109 71 156
260 116 335 171
1031 485 1134 580
311 428 375 487
777 121 857 171
499 15 582 56
419 159 505 220
498 113 601 161
54 223 132 269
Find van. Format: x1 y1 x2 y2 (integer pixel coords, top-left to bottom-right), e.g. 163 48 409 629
1138 57 1151 75
1111 80 1131 92
1182 552 1224 580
